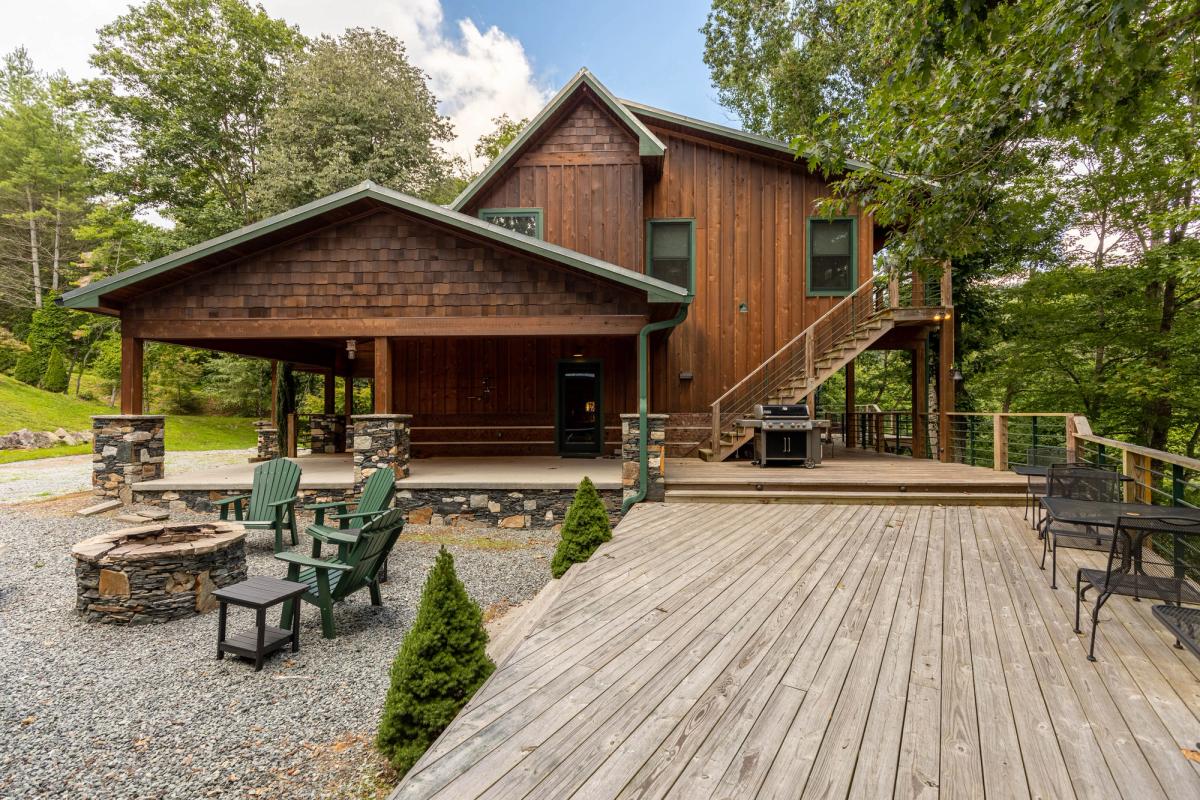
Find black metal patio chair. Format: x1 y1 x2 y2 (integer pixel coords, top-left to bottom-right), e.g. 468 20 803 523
1076 515 1200 661
1041 464 1123 589
1021 445 1069 527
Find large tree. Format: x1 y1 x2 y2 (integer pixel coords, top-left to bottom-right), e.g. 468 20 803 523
87 0 304 241
252 27 455 214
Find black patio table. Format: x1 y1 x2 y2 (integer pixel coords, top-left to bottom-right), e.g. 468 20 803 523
1039 497 1200 530
1019 468 1133 530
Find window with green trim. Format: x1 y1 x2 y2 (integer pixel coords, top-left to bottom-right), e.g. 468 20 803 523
480 208 542 239
646 219 694 293
807 217 856 295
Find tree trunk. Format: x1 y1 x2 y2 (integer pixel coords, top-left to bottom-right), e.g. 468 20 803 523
51 192 61 293
26 186 41 307
1138 275 1176 451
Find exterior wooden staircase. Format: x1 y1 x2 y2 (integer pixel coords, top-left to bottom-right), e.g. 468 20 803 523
701 269 949 461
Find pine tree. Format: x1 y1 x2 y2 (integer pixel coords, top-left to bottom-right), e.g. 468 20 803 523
377 546 494 776
40 346 68 392
12 337 42 384
550 476 613 579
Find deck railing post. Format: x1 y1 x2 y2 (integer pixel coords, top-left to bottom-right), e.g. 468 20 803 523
711 403 721 455
1173 463 1186 507
993 414 1008 471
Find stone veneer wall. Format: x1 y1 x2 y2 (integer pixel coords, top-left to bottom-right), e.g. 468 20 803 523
309 414 345 454
396 487 621 531
253 421 278 460
75 535 246 625
133 486 354 514
92 415 166 504
620 413 668 503
353 415 411 489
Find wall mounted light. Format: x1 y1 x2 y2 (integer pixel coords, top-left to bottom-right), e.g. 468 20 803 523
679 371 694 381
345 339 356 360
738 302 749 314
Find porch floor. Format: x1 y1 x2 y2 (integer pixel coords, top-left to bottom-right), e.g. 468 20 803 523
393 502 1200 799
131 454 622 492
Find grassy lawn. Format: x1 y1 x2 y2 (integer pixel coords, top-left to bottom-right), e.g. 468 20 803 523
0 374 255 460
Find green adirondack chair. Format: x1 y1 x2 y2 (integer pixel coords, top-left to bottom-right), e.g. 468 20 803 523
303 467 396 559
277 507 406 639
215 458 302 553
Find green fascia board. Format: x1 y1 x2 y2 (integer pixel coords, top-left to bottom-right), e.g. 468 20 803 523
449 68 666 212
805 215 858 297
620 98 871 173
479 207 544 240
59 181 689 309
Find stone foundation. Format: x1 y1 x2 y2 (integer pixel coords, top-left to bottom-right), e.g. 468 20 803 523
353 414 411 489
92 415 166 503
395 486 621 530
132 486 354 514
621 413 668 503
309 414 345 454
254 421 278 460
72 522 246 625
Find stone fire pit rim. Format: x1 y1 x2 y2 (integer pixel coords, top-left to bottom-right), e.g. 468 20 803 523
71 521 246 564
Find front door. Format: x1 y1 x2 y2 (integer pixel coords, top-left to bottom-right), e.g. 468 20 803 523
556 360 603 456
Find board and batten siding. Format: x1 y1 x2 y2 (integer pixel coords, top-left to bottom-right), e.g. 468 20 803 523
641 128 874 412
463 95 644 271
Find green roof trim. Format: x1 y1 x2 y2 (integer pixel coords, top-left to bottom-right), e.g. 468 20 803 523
450 68 666 212
619 99 870 172
59 181 689 310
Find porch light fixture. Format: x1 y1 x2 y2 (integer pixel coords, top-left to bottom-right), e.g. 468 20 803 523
346 339 356 360
952 366 964 382
738 302 749 313
572 352 583 358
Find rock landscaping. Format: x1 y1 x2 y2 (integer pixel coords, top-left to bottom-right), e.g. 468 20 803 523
0 427 93 450
395 486 622 530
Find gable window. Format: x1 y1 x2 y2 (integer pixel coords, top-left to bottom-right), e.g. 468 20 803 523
480 208 543 239
807 217 857 296
646 219 695 293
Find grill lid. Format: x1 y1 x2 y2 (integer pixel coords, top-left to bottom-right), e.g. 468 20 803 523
753 403 810 419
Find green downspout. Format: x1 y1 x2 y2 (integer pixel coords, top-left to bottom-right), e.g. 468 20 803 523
621 303 691 514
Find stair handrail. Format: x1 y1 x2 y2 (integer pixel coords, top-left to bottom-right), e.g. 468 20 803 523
710 274 890 452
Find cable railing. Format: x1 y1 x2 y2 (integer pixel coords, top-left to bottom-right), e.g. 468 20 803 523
943 412 1074 470
820 410 938 458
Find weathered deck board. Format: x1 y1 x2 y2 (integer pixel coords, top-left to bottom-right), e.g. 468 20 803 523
393 502 1200 800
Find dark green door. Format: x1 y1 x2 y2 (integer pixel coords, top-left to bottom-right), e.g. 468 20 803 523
556 360 603 456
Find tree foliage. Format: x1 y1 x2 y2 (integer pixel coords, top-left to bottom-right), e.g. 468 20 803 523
377 546 494 777
40 345 67 392
473 114 528 167
253 28 455 214
551 477 613 579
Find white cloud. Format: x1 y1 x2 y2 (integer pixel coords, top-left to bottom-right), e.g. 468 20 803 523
0 0 553 163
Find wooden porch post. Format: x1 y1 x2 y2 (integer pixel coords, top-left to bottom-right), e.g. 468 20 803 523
270 360 279 422
938 260 955 462
120 335 144 415
343 373 354 416
373 336 393 414
323 371 336 414
911 340 927 458
845 361 856 448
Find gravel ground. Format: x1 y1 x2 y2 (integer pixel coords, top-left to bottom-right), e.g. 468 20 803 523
0 450 255 505
0 495 555 799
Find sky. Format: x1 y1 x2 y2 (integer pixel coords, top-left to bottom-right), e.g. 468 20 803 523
0 0 730 168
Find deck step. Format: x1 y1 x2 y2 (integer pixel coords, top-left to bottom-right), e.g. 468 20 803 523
664 489 1024 506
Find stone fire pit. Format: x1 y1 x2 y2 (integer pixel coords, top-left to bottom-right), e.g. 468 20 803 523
72 521 247 625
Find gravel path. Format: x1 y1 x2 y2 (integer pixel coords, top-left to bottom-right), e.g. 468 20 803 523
0 450 254 505
0 498 555 799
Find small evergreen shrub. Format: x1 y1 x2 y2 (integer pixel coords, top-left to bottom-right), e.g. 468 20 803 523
40 347 69 393
12 343 42 385
550 476 613 578
377 546 494 777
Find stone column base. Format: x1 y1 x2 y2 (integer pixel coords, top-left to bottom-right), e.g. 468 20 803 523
352 414 412 492
92 415 166 504
309 413 346 454
253 420 278 460
621 413 668 503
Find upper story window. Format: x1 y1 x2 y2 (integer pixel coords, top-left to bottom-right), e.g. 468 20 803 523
807 217 857 296
646 219 695 294
480 208 543 239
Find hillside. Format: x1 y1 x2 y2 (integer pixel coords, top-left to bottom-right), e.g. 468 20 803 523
0 375 255 463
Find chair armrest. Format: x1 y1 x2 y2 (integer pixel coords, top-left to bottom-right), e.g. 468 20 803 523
320 529 360 545
214 494 251 506
303 500 351 511
274 552 353 571
328 508 389 522
266 496 300 512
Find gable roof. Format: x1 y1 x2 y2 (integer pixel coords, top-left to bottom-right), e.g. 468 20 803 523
449 68 666 212
59 181 690 312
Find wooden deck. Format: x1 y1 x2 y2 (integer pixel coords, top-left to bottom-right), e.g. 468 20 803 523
393 502 1200 799
666 447 1028 505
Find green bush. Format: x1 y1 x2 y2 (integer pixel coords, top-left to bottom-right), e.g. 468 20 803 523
377 546 494 777
40 347 69 393
550 476 613 578
12 341 42 385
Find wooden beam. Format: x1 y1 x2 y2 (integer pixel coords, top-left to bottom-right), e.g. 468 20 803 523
911 340 927 458
124 315 650 340
120 335 144 414
938 311 955 463
373 337 392 414
323 371 336 414
844 361 856 448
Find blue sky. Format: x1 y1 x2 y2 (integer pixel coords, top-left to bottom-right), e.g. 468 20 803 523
439 0 730 124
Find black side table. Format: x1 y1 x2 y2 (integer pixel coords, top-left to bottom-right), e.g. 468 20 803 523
214 576 307 671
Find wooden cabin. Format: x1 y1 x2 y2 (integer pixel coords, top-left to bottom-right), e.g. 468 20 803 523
60 69 952 464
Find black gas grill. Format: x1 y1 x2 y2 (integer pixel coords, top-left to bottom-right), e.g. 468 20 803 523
740 403 826 468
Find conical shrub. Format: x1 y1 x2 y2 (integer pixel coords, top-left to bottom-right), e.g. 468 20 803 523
12 336 43 385
550 476 613 578
40 347 69 393
377 546 494 776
